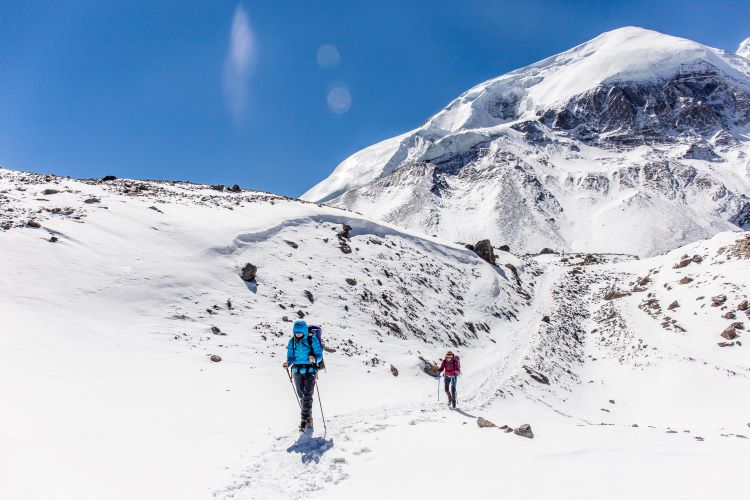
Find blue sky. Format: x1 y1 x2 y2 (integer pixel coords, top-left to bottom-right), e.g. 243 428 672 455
2 1 749 197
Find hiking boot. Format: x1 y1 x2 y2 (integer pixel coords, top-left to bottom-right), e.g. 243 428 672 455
451 396 457 409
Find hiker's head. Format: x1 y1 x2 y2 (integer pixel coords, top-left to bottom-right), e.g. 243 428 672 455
445 351 454 359
293 320 308 337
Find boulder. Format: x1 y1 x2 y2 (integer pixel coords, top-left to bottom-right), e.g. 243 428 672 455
26 220 41 229
673 258 692 269
732 321 745 330
49 236 58 243
476 417 496 428
498 244 510 252
668 301 679 311
541 315 551 323
711 295 727 307
43 189 60 195
679 277 693 285
473 239 496 264
304 290 314 303
390 364 399 377
101 175 117 181
718 341 735 347
339 242 352 254
523 365 549 384
345 278 357 286
738 300 749 311
241 263 257 282
210 326 221 335
210 354 222 362
210 185 224 191
724 311 736 320
296 309 305 318
229 184 241 193
285 240 299 249
539 248 556 255
84 197 101 204
691 255 703 263
514 424 534 439
721 326 737 340
418 356 440 377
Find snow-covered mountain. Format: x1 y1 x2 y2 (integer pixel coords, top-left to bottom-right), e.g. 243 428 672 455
303 27 750 256
2 167 749 499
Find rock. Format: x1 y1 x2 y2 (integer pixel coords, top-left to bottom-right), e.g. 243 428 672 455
718 341 735 347
84 197 100 204
668 300 679 311
101 175 117 181
345 278 357 286
738 300 749 311
539 248 556 255
514 424 534 439
282 316 291 322
503 427 513 433
390 364 399 377
304 290 314 303
210 326 222 335
679 277 693 285
498 244 510 252
691 254 703 263
296 309 305 318
473 239 496 264
523 365 549 384
464 244 475 251
43 189 60 195
210 354 222 362
476 417 496 428
732 321 745 330
604 289 630 300
210 185 225 191
541 315 551 323
49 236 58 243
229 184 241 193
418 356 440 377
26 220 41 228
711 295 727 307
323 344 337 353
285 240 299 249
240 263 257 282
632 424 639 427
339 242 352 254
723 311 736 320
609 399 615 404
673 258 692 269
721 326 737 340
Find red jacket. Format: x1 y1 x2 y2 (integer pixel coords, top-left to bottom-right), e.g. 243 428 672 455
438 356 461 377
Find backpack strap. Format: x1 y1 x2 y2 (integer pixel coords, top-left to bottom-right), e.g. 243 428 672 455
308 333 316 362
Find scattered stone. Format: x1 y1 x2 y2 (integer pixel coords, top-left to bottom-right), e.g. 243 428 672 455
473 239 496 265
49 236 58 243
418 356 440 377
724 311 736 319
718 341 735 347
241 263 257 282
282 316 291 322
296 309 305 318
523 365 549 384
609 399 615 404
538 248 556 255
345 278 357 286
210 185 224 191
26 220 41 228
101 175 117 182
226 299 232 310
339 242 352 254
691 254 703 263
285 240 299 249
679 277 693 285
721 326 737 340
514 424 534 439
499 244 510 252
738 300 749 311
604 289 630 300
84 197 100 204
338 224 352 240
42 189 60 195
666 430 678 434
210 354 222 362
476 417 496 428
732 321 745 330
632 424 639 427
711 294 727 307
304 290 314 303
229 184 241 193
668 300 679 311
210 326 225 335
694 436 705 441
541 315 551 323
390 364 399 377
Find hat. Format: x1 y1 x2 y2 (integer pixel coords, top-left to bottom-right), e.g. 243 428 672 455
293 320 308 335
446 350 454 356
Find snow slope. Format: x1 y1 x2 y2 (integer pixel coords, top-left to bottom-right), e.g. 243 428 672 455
2 167 749 499
303 27 750 256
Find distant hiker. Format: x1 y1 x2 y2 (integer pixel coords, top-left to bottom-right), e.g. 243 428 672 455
438 351 461 408
283 320 323 431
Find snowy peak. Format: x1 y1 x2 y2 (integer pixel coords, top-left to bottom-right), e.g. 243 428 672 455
739 36 750 59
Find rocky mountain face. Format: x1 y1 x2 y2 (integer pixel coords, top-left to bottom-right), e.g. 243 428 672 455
303 27 750 256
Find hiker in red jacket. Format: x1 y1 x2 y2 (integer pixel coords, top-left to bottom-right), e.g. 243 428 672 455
438 350 461 408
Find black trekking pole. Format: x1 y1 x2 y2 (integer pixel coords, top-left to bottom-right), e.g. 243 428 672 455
437 375 441 402
286 366 302 410
314 374 328 435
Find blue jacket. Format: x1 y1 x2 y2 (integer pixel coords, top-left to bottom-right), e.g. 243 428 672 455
287 335 323 374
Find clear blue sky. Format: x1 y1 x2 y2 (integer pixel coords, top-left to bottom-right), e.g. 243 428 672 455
2 0 749 197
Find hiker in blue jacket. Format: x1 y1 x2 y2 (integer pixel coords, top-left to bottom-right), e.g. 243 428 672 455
283 320 323 430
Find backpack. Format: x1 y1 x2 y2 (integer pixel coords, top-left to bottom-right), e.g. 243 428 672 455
308 325 325 370
291 325 325 370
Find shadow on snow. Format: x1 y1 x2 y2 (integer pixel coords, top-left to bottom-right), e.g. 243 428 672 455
286 433 334 464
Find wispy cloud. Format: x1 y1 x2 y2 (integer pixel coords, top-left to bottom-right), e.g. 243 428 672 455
222 6 256 123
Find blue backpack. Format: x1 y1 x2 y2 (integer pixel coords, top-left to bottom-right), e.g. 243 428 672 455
308 325 325 369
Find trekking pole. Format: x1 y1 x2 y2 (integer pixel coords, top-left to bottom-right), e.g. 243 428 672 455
437 375 441 402
285 366 302 410
314 374 328 435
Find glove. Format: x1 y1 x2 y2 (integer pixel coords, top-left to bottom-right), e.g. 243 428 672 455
308 355 316 364
282 362 289 368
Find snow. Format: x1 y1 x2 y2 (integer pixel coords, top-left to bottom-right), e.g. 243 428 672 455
2 168 749 499
738 36 750 59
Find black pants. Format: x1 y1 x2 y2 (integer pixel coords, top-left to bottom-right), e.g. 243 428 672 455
444 376 457 401
293 371 316 419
